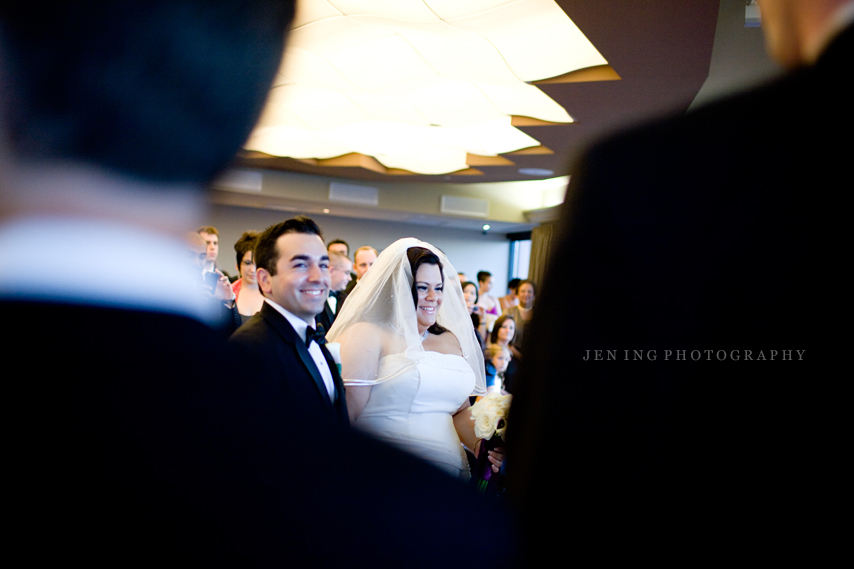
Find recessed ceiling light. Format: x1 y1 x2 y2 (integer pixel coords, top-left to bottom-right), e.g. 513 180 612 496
483 224 491 231
322 208 330 213
518 168 554 176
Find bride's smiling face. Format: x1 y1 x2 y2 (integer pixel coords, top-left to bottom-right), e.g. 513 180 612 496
414 263 443 333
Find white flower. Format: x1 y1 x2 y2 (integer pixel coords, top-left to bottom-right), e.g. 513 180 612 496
471 393 512 440
474 413 494 440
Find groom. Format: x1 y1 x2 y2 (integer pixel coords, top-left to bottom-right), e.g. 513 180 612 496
230 216 348 426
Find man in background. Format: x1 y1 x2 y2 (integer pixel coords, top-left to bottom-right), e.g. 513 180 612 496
353 245 378 281
317 250 352 332
197 225 224 275
327 238 350 258
1 2 513 565
509 0 852 562
338 245 377 310
187 232 240 335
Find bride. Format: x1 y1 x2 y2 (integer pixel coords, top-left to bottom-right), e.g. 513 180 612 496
327 238 493 480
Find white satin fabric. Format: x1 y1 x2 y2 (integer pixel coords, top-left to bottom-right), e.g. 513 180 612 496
353 351 475 480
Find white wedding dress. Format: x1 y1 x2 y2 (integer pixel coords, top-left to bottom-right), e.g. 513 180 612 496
353 351 475 480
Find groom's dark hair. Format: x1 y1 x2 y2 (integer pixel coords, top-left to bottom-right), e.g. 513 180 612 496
407 247 448 336
255 216 324 276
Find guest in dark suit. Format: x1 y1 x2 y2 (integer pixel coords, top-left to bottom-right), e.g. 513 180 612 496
508 0 852 562
1 2 515 566
230 216 348 426
337 245 377 311
316 250 352 333
327 238 350 258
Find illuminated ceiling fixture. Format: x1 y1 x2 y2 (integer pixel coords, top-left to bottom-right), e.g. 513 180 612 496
246 0 608 175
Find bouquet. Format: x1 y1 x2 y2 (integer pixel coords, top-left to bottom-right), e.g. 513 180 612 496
469 392 511 495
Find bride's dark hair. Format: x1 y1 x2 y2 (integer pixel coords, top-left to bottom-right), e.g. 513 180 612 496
407 247 447 336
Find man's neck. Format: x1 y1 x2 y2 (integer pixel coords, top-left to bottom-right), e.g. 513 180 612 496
203 260 216 273
1 161 206 237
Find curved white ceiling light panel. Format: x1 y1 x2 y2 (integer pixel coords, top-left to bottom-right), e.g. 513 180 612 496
246 0 608 175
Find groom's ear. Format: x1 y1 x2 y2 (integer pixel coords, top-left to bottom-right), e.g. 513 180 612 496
256 268 272 296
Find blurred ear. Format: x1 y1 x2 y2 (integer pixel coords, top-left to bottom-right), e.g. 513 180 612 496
256 268 272 295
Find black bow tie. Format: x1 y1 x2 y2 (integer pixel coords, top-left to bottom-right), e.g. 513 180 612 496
305 325 327 347
329 291 339 299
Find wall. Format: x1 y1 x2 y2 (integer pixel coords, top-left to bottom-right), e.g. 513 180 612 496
207 204 512 294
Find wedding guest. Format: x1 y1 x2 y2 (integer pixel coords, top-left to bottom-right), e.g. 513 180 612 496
233 231 263 324
484 344 512 394
463 281 487 345
488 314 521 393
186 232 240 336
327 239 349 258
197 225 231 279
476 271 500 314
337 245 377 310
353 246 378 281
316 250 352 333
501 280 535 354
499 278 521 312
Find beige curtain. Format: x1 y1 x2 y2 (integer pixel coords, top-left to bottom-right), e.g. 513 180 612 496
527 221 558 289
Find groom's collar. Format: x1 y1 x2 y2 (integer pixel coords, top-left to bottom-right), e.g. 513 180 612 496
264 298 314 342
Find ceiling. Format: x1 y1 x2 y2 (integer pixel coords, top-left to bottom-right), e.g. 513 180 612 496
233 0 724 184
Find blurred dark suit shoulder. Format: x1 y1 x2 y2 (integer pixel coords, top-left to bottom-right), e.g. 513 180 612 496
7 299 515 566
508 24 852 561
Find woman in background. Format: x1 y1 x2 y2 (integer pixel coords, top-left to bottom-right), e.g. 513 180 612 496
462 281 487 346
232 231 263 324
488 314 521 393
499 278 521 313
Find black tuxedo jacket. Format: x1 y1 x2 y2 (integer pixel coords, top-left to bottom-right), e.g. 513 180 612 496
315 294 336 335
336 277 357 314
508 24 852 561
230 301 348 426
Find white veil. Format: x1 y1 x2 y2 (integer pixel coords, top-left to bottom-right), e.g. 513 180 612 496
326 238 486 396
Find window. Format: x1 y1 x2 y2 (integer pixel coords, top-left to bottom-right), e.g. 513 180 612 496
507 231 531 281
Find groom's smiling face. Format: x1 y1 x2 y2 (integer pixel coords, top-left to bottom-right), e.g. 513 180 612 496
257 232 330 324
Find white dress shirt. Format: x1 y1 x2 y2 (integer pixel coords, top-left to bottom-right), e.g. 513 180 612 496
264 298 337 403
